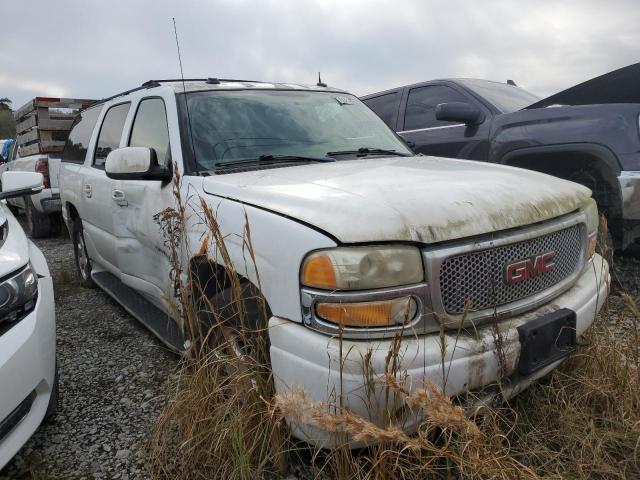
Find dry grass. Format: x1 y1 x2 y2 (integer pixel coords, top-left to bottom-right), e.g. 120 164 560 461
147 182 639 479
147 346 288 480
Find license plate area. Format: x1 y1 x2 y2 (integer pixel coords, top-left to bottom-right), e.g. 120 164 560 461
517 308 576 376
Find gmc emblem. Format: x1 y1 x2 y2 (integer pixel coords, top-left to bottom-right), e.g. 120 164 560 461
505 251 556 284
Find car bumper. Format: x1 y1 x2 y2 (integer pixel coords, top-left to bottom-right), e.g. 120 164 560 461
269 254 609 447
32 188 61 214
0 270 56 469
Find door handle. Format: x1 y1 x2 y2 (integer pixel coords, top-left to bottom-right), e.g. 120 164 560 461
112 189 128 206
83 184 92 198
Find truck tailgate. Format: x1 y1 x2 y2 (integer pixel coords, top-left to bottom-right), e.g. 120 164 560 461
47 155 61 189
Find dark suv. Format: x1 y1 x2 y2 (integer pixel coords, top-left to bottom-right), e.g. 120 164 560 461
362 63 640 250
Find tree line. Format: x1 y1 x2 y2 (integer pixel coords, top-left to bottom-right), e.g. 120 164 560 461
0 98 16 139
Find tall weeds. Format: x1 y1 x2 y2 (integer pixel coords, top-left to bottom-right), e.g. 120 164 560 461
148 177 639 479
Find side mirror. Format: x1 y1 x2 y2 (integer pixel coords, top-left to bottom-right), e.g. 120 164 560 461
105 147 172 181
0 172 44 200
435 102 483 125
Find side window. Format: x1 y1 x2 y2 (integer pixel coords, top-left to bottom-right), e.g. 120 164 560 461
403 85 468 131
62 106 101 164
363 92 400 128
93 103 130 168
128 98 170 164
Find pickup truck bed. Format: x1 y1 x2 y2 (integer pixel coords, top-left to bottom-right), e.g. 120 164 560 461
1 97 95 237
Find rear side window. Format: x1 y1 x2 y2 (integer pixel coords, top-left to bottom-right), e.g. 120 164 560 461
93 103 130 168
363 92 400 128
403 85 468 131
62 107 101 164
128 98 170 165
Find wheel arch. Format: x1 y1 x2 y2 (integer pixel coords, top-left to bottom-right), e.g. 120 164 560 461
188 253 273 317
63 201 80 234
501 143 623 241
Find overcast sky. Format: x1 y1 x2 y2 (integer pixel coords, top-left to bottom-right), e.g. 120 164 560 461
1 0 638 109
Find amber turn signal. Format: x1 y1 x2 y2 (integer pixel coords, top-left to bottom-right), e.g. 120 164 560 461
315 296 417 328
301 253 337 289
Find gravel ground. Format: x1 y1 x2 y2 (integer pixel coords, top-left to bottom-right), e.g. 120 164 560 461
1 236 178 479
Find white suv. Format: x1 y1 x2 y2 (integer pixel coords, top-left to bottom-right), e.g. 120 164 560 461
59 79 609 445
0 172 57 469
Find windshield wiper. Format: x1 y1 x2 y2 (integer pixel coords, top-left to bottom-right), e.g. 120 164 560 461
214 154 335 172
327 147 411 157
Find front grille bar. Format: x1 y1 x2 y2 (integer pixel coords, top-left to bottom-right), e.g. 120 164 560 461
423 211 588 328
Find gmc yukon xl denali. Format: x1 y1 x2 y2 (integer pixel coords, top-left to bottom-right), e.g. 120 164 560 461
59 79 609 445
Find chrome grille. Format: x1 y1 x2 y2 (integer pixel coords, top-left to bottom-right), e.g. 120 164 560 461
439 224 584 314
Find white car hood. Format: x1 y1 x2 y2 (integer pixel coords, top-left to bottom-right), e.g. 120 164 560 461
0 205 29 277
201 156 591 244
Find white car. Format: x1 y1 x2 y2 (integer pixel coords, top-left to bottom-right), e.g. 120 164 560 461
0 172 57 469
59 79 609 446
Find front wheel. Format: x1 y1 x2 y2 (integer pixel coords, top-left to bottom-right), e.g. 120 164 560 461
195 282 270 362
72 218 96 288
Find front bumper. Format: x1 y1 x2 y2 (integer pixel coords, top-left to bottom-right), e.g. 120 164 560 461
0 269 56 469
618 171 640 220
269 254 609 447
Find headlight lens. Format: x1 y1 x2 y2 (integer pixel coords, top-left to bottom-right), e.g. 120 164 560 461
0 264 38 325
301 246 424 290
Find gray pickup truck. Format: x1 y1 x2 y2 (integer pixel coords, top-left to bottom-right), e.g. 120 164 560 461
362 63 640 250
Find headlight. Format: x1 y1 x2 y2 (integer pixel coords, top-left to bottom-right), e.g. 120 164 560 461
0 264 38 325
301 246 424 290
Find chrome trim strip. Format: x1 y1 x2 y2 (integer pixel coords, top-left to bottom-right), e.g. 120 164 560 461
398 124 465 134
300 283 439 339
423 210 588 328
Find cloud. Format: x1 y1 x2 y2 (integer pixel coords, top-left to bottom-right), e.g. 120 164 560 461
0 0 638 109
0 75 66 98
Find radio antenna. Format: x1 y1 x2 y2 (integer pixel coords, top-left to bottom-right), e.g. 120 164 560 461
316 72 327 87
172 17 198 174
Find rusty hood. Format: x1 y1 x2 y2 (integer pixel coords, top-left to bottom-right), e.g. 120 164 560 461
525 62 640 109
201 156 591 244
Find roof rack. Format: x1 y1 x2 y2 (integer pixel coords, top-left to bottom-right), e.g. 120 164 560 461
142 78 267 85
92 78 300 109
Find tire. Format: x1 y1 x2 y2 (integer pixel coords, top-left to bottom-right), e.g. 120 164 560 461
72 218 96 288
7 202 20 217
50 213 62 237
25 196 53 238
45 364 59 420
196 282 269 362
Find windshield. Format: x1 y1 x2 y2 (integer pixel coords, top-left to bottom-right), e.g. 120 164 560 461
457 79 541 113
181 90 412 170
